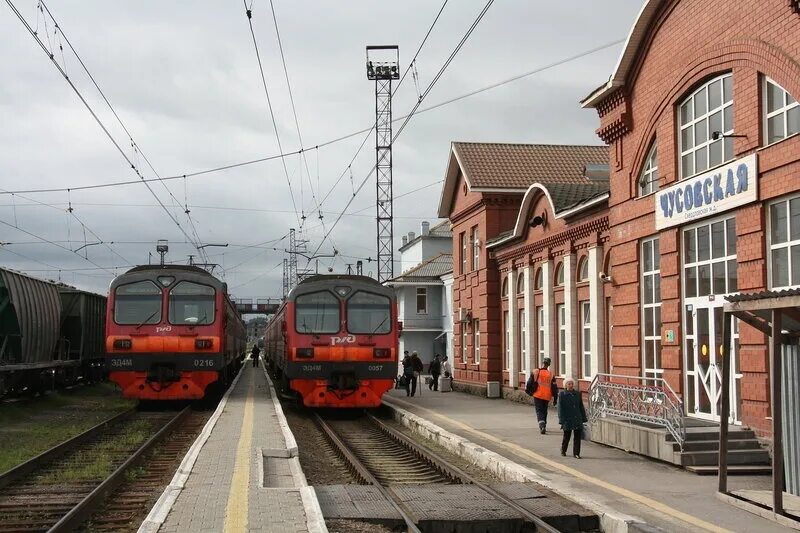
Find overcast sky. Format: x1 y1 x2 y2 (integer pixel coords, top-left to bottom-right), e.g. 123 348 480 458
0 0 643 297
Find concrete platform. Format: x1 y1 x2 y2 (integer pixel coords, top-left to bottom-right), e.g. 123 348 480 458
384 388 788 533
138 362 326 533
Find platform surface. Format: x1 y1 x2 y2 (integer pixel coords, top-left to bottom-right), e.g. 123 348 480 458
158 363 318 533
385 388 786 533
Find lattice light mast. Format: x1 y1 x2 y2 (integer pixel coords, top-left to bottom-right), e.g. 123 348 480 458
366 45 399 283
288 228 298 290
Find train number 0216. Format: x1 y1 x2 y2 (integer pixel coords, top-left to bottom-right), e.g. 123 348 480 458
193 359 216 368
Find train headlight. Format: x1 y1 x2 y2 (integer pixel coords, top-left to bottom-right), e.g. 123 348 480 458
373 348 390 358
195 339 213 349
296 348 314 358
113 339 132 350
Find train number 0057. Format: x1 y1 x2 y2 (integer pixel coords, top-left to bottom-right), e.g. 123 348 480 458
193 359 216 367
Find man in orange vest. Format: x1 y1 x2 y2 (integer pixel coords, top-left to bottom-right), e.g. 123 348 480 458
526 357 559 434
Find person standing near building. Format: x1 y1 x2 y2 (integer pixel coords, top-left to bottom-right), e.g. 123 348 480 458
558 378 587 458
410 351 424 397
526 357 558 434
401 353 414 396
251 344 260 367
428 354 442 391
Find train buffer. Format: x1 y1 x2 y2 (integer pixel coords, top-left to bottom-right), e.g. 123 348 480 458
232 297 280 315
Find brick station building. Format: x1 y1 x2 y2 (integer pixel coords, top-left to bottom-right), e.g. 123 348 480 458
437 142 610 396
581 0 800 435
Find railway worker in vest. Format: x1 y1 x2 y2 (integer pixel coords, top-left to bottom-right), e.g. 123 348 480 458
526 357 558 434
558 378 587 459
251 344 260 367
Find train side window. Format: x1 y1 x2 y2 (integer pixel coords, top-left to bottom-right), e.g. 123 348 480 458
114 280 162 325
295 291 340 334
169 281 215 325
347 291 391 335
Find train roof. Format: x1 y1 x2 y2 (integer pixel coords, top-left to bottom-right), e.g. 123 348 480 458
287 274 393 300
111 264 226 290
298 274 382 285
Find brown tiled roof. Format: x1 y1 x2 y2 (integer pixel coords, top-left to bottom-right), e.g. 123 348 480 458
546 182 609 213
452 142 609 189
389 254 453 283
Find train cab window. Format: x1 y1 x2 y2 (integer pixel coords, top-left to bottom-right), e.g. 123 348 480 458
114 280 162 325
295 291 340 334
347 291 391 335
169 282 215 325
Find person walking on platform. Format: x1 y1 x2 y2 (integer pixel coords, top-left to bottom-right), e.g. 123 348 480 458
558 378 587 458
251 345 260 367
526 357 558 434
428 354 442 391
402 353 414 397
410 351 424 397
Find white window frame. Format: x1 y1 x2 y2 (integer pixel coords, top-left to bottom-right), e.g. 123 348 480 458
537 306 545 366
472 226 480 271
534 268 543 290
462 326 468 364
678 73 734 179
460 232 467 275
473 319 481 364
519 308 527 375
557 303 566 377
577 257 589 282
503 310 510 370
641 237 662 383
416 287 428 314
768 195 800 289
517 272 525 294
638 142 659 196
764 77 799 146
581 301 591 379
555 263 564 286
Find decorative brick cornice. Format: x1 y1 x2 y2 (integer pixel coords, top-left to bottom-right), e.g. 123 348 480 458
495 216 609 266
596 113 631 144
596 88 625 118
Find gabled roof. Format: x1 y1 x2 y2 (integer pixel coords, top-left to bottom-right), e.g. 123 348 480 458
438 142 609 217
581 0 662 108
427 220 452 238
388 253 453 283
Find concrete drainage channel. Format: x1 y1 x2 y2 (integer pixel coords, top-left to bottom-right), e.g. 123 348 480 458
282 403 599 533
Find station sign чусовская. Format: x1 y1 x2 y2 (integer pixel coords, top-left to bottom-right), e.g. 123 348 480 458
655 153 758 230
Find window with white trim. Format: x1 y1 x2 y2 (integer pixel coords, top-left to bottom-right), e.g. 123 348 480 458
679 73 733 178
557 304 566 376
502 277 509 297
555 263 564 286
519 308 527 375
472 226 480 270
638 142 659 196
517 272 525 294
536 306 545 368
534 268 543 290
581 301 591 379
764 78 799 145
577 257 589 282
473 319 481 364
769 196 800 288
461 326 468 364
503 311 510 370
460 232 467 275
416 287 427 314
642 237 662 383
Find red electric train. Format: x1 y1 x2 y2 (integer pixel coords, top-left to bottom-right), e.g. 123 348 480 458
265 274 399 408
105 265 245 400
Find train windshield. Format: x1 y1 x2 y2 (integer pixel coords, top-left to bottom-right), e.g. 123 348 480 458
295 291 340 334
347 291 391 334
114 281 162 325
169 281 215 325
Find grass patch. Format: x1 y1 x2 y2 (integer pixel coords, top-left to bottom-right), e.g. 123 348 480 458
40 419 154 483
0 382 135 473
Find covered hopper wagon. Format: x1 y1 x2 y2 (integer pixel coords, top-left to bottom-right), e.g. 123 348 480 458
0 268 106 396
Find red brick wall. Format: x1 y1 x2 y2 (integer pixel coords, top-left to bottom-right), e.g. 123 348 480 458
590 0 800 436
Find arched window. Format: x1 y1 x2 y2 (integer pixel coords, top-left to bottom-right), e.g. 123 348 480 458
517 272 525 294
502 277 509 297
764 78 799 145
534 268 543 290
638 142 658 196
578 257 589 282
678 73 733 178
555 263 564 286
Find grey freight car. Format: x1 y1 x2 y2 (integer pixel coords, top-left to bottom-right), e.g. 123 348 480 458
59 288 107 382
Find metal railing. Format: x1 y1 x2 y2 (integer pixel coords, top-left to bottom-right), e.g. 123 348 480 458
588 373 686 450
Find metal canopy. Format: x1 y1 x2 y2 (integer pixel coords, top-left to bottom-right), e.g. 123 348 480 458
719 290 800 524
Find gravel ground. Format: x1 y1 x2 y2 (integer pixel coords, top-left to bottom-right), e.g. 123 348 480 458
325 519 399 533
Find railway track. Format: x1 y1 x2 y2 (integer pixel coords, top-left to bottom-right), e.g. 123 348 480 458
314 413 562 533
0 406 195 533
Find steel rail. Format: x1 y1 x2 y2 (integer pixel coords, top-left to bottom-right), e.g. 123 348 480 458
366 413 562 533
0 408 136 490
313 413 422 533
48 406 192 532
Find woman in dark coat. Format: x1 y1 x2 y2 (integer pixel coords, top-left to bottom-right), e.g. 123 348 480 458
557 378 587 458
